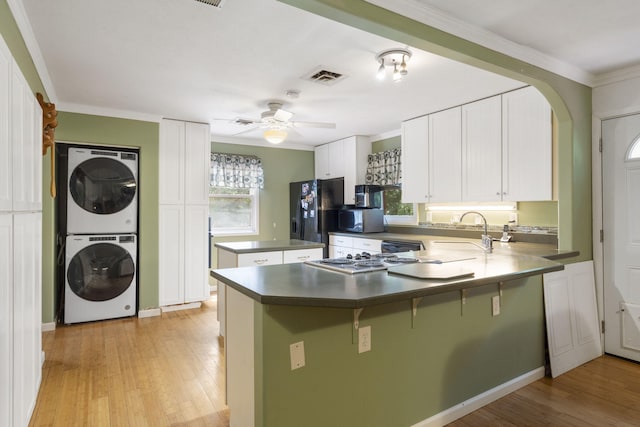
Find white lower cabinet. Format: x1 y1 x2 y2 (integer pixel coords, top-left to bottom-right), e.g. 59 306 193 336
0 214 12 426
329 235 381 258
217 247 323 338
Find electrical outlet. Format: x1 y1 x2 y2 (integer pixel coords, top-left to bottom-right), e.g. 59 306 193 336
358 326 371 353
290 341 305 370
492 295 501 316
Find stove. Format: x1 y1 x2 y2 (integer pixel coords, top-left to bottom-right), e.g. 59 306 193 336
304 253 420 274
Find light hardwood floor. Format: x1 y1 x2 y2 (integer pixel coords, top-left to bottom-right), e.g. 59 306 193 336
30 295 640 426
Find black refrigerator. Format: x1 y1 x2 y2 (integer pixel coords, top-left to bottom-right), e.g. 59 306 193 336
290 178 344 258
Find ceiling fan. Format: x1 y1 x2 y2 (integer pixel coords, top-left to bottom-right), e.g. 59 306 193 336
214 102 336 144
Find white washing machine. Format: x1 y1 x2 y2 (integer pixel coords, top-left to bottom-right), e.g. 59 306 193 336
67 147 138 234
64 234 137 324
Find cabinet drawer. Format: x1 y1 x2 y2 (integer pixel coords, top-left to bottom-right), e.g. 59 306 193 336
352 238 382 252
329 245 351 258
283 248 323 264
330 235 353 247
237 251 282 267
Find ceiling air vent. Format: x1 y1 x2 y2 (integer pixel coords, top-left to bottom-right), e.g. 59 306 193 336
302 67 348 86
194 0 225 8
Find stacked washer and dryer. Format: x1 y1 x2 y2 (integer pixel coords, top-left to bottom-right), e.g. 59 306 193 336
63 147 139 324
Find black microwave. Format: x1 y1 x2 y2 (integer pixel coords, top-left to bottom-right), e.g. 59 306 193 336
355 184 382 208
338 208 384 233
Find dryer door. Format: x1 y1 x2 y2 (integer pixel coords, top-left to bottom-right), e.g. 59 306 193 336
67 242 135 301
69 156 137 215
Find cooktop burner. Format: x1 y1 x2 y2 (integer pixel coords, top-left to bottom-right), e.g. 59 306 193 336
305 255 420 274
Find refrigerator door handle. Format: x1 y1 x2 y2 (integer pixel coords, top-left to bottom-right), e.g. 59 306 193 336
291 218 297 234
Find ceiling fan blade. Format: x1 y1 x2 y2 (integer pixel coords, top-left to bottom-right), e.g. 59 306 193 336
291 120 336 129
211 117 260 126
232 125 260 136
273 108 293 122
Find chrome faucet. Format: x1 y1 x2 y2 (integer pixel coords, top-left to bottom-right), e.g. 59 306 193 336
459 211 493 253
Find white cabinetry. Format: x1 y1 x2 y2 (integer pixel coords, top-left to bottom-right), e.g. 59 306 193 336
502 86 552 201
329 235 382 258
0 35 42 427
401 116 429 203
429 107 462 202
159 119 210 307
217 246 323 338
402 86 552 204
462 95 503 201
315 136 371 204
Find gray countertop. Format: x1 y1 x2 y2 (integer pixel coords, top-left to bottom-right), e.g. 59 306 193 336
214 239 325 254
211 248 564 308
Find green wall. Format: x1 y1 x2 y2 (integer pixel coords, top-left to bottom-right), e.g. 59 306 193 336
257 276 544 426
210 142 315 267
52 113 160 317
281 0 591 261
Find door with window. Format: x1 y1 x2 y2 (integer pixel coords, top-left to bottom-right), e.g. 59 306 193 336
603 113 640 362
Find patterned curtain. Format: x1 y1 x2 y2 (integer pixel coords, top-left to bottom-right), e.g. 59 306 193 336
364 148 401 186
210 153 264 189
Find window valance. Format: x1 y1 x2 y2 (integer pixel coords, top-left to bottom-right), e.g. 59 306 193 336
210 153 264 189
364 148 401 186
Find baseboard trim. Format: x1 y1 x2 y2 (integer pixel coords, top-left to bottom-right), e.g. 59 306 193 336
138 308 162 318
160 302 202 313
41 322 56 332
411 366 545 427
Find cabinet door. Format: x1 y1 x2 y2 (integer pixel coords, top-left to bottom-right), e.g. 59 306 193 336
429 107 462 202
343 136 371 205
401 116 429 203
0 215 12 426
184 205 209 303
10 66 30 212
12 213 41 427
237 251 282 267
159 205 185 306
0 42 11 211
352 237 382 253
328 139 345 178
502 86 552 201
184 122 210 205
314 144 329 179
330 235 353 247
462 95 502 202
159 119 186 205
283 248 323 264
330 245 351 258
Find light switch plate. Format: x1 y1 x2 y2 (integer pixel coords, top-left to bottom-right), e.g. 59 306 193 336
358 326 371 353
290 341 305 370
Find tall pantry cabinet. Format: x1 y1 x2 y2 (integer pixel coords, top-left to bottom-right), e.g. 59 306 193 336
158 119 211 307
1 35 43 427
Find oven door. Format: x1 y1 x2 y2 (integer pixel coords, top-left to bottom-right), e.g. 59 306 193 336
381 240 424 253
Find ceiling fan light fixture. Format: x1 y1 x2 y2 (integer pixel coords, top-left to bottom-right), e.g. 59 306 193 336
263 128 288 144
392 62 402 81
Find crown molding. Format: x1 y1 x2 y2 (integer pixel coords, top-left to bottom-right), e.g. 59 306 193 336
371 128 401 141
364 0 596 87
593 63 640 88
212 135 316 151
7 0 58 101
57 102 162 123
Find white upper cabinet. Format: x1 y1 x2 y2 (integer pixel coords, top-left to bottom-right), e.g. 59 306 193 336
429 107 462 203
462 95 503 202
343 136 371 204
315 138 345 180
402 86 552 204
401 115 429 203
315 136 371 204
184 122 211 205
502 86 552 201
159 119 186 205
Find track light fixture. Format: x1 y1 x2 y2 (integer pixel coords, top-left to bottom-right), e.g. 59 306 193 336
375 48 412 81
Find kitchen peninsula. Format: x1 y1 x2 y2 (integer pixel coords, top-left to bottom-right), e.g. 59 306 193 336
211 243 566 427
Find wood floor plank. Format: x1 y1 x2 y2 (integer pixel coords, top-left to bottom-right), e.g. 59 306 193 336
30 294 640 426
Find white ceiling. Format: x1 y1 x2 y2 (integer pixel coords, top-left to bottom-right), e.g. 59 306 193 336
14 0 640 149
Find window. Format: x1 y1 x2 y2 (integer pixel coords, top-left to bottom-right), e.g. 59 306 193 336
210 187 259 236
383 187 417 225
628 136 640 160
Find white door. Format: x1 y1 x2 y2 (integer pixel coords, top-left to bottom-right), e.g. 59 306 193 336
603 113 640 361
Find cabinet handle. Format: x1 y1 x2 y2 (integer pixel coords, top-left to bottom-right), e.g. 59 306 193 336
503 192 507 195
496 192 500 196
254 259 268 265
297 256 310 261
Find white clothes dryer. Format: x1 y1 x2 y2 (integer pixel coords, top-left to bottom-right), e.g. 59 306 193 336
67 147 138 234
64 234 137 324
